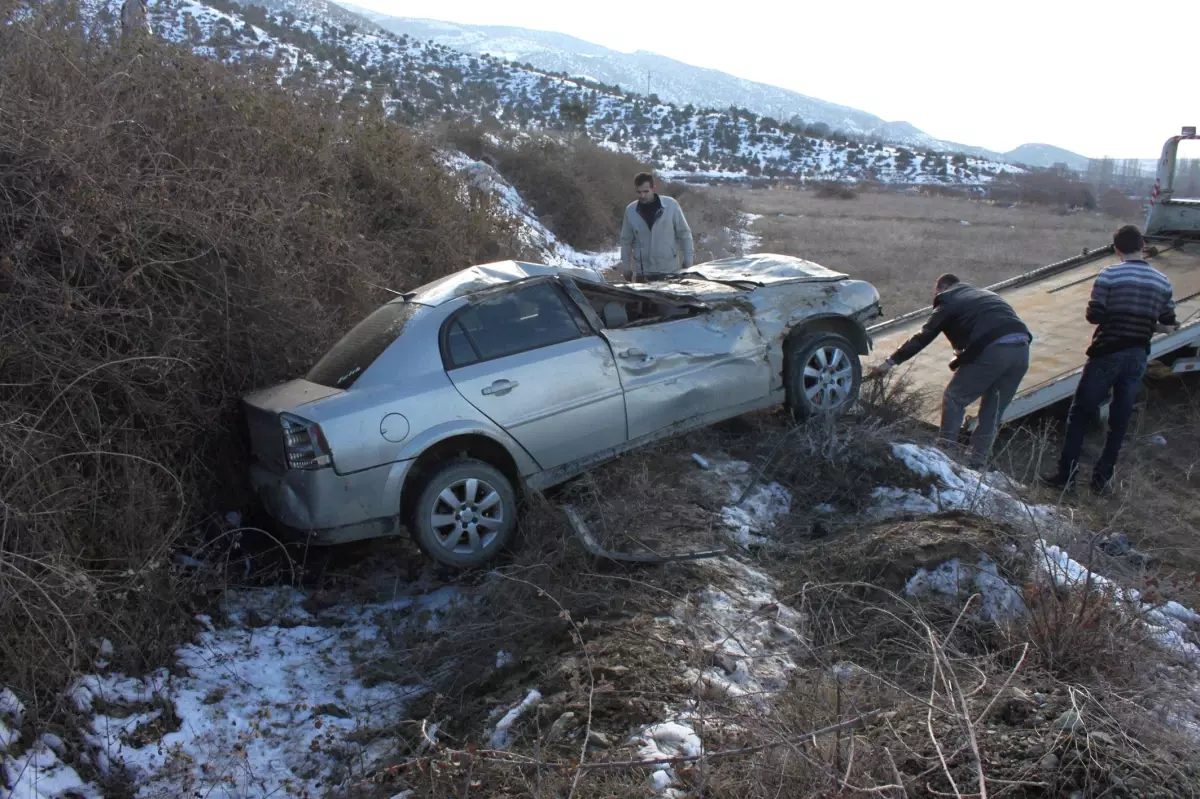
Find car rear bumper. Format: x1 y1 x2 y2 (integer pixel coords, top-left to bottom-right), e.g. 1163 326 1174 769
249 458 414 541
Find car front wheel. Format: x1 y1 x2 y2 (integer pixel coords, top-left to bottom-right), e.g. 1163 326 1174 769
411 459 517 568
786 332 862 419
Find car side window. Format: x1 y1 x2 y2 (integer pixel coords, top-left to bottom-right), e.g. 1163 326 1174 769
444 282 588 369
573 285 695 329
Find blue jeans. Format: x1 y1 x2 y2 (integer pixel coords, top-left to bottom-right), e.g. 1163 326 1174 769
1056 347 1147 485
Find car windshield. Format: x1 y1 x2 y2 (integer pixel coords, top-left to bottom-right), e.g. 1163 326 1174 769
306 301 418 389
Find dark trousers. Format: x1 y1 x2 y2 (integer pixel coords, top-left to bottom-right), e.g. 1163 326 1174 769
1055 346 1147 485
940 341 1030 467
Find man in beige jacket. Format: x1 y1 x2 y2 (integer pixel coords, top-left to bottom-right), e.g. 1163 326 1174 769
619 172 694 282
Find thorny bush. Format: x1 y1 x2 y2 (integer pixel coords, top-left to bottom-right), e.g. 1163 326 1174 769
0 2 520 709
438 122 744 258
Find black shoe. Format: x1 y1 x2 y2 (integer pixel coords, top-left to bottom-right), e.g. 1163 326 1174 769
1038 470 1074 490
1089 475 1113 496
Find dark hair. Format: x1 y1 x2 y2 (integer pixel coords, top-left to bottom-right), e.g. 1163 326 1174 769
935 273 960 292
633 171 655 188
1112 224 1144 256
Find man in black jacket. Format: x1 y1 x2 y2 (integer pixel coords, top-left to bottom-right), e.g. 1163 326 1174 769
869 273 1032 468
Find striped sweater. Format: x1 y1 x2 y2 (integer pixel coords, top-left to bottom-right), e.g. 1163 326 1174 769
1085 259 1177 357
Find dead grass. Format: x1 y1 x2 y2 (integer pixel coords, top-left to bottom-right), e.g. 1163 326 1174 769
330 395 1200 797
0 6 518 711
999 369 1200 610
729 187 1139 315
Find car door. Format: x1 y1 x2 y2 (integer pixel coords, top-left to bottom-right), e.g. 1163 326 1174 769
597 299 773 441
443 280 627 470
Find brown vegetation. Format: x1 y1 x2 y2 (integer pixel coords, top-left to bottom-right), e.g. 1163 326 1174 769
437 123 744 260
732 186 1140 315
346 403 1200 797
0 8 518 706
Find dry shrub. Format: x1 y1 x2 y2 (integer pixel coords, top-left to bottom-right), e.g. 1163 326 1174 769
1015 577 1151 680
747 382 928 522
438 123 743 259
813 181 858 200
440 124 648 251
0 4 518 707
663 180 744 262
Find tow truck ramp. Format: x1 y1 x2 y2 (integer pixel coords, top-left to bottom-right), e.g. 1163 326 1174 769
867 239 1200 429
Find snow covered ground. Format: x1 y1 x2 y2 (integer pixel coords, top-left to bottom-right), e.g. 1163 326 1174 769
874 443 1200 663
3 586 461 799
9 440 1199 798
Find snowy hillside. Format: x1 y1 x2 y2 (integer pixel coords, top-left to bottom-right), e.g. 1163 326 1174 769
335 8 1094 173
338 10 954 149
106 0 1026 185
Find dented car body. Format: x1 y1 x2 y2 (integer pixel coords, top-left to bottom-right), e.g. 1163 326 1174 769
242 254 882 567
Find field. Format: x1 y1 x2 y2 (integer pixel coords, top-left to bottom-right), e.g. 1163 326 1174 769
727 187 1137 316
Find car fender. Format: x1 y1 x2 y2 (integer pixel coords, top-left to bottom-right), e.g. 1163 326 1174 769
381 420 539 518
784 313 872 354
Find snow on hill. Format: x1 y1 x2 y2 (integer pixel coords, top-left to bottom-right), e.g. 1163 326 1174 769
335 7 1092 172
339 10 964 152
87 0 1027 185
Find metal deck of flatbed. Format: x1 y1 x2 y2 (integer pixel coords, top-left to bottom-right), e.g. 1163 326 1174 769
866 240 1200 427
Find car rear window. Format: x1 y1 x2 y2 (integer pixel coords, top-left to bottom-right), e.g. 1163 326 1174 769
306 301 418 389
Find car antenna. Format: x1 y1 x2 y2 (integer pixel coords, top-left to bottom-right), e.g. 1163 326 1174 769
363 280 404 297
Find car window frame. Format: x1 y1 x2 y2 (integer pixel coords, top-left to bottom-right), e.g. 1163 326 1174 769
439 278 595 371
563 278 706 331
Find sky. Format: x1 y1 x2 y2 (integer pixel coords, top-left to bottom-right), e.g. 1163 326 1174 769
343 0 1198 159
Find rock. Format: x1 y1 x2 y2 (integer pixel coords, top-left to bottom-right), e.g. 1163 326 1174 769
1055 710 1082 732
587 730 611 748
311 703 350 718
1040 753 1060 771
544 712 577 745
244 609 271 629
1099 534 1132 556
1090 730 1117 746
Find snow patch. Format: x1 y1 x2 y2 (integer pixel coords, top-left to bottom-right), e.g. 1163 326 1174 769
906 556 1027 622
880 443 1200 662
5 586 460 798
632 720 702 795
873 443 1057 529
487 688 541 750
712 459 792 547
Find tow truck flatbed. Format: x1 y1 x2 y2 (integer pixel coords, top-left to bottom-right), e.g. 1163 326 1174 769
866 239 1200 428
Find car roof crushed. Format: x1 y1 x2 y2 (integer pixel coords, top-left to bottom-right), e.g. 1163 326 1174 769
403 254 849 308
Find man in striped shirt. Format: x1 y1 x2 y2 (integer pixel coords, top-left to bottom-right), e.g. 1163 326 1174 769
1041 225 1179 493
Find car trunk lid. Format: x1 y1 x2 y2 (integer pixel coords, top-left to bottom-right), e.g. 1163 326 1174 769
242 379 342 473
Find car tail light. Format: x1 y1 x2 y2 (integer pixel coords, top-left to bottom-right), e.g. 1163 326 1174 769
280 413 332 470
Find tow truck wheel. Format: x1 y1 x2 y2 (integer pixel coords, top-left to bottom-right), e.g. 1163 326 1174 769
786 332 862 420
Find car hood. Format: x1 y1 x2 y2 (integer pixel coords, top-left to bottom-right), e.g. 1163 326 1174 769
680 253 848 286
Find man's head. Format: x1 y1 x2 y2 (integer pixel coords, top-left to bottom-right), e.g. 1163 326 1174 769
634 172 656 204
934 273 960 294
1112 224 1145 258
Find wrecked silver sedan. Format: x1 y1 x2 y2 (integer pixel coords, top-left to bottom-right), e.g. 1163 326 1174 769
242 254 882 567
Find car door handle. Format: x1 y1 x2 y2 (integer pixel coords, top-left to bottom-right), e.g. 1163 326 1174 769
619 348 647 360
481 379 518 396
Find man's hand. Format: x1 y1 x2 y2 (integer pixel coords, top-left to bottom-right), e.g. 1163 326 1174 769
867 360 894 380
1155 322 1180 334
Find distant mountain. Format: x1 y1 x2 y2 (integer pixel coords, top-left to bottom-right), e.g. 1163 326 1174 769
1001 143 1091 172
94 0 1026 187
335 9 981 151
